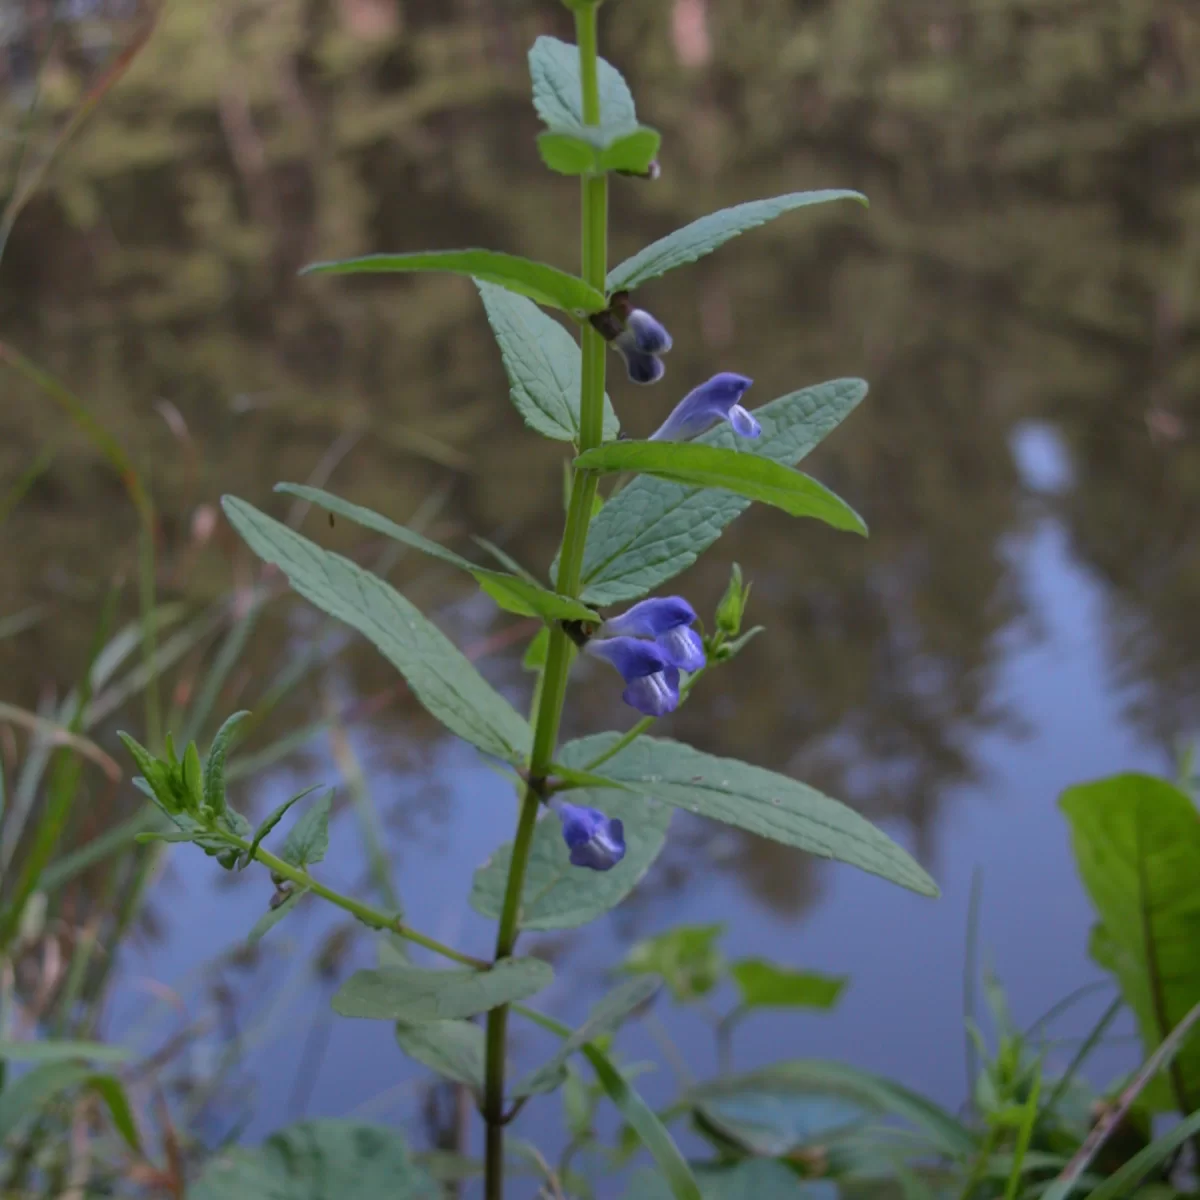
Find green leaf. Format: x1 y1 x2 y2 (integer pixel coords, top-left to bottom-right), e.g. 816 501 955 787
576 379 868 605
470 790 671 930
687 1061 975 1162
607 190 868 293
303 249 603 314
537 124 660 177
274 484 477 572
247 888 309 943
1078 1108 1200 1200
529 36 637 133
697 1088 868 1157
222 498 532 764
394 1019 485 1092
729 960 847 1011
476 282 619 443
0 1040 129 1064
1061 773 1200 1111
281 789 332 868
246 784 323 864
203 709 250 817
559 735 938 897
628 1161 833 1200
575 441 866 535
0 1063 140 1149
182 741 204 809
513 977 661 1098
522 627 549 671
622 924 725 1003
332 959 553 1021
473 571 599 624
190 1119 439 1199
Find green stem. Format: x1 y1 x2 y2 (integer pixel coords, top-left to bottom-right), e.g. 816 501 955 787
583 667 708 772
483 9 607 1196
234 838 486 969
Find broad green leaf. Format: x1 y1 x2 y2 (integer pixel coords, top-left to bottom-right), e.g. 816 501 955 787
477 282 620 443
0 1040 129 1064
559 735 938 897
190 1119 439 1200
529 36 637 132
577 379 868 605
1061 773 1200 1111
470 791 671 930
628 1161 835 1200
332 958 553 1021
303 249 603 314
202 709 250 817
276 483 593 622
696 1086 868 1157
245 784 323 864
575 441 865 535
607 190 867 293
622 924 725 1003
281 789 332 868
222 498 531 763
394 1019 484 1091
513 976 661 1098
473 571 599 624
537 125 660 177
687 1061 975 1162
274 484 477 572
0 1063 139 1149
730 959 847 1011
247 888 309 943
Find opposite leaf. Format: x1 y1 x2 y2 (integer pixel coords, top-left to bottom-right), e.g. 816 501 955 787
559 735 937 897
577 379 867 605
730 960 846 1011
575 441 866 535
395 1020 485 1092
529 35 637 132
202 709 251 818
246 784 324 865
222 498 532 764
303 249 604 314
607 190 867 293
477 282 620 443
281 790 332 868
247 888 309 944
473 571 599 624
513 976 661 1098
470 790 671 930
332 959 553 1022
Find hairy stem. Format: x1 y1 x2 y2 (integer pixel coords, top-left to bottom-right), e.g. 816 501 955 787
483 8 608 1196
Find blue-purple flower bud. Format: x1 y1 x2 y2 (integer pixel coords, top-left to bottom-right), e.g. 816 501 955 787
601 597 706 673
550 799 626 871
649 372 760 442
585 635 682 716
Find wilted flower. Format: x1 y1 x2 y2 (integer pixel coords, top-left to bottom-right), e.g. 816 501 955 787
601 596 705 672
650 372 760 441
584 635 681 716
549 798 626 871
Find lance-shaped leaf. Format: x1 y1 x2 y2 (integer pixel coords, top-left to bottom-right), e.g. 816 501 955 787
529 35 637 131
222 498 532 763
190 1120 439 1200
470 790 670 930
514 977 660 1098
245 784 323 864
281 790 332 868
558 735 937 897
333 959 553 1022
395 1020 485 1092
303 249 604 314
575 441 866 535
277 482 598 624
576 379 867 605
202 709 250 817
1061 773 1200 1112
607 190 867 293
477 283 619 443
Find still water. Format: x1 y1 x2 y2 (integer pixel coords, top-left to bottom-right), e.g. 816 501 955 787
2 0 1198 1192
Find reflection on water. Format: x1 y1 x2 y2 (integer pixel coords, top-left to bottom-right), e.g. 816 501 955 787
3 0 1198 1187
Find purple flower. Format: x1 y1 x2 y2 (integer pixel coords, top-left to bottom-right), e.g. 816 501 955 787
613 308 671 385
649 372 760 441
550 799 626 871
601 596 706 672
585 636 681 716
